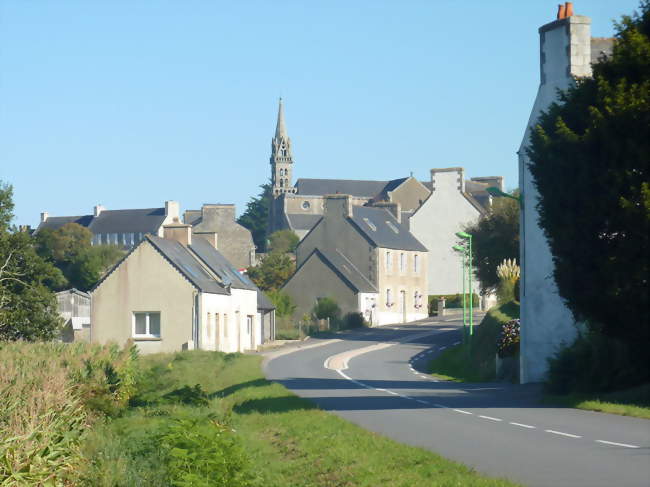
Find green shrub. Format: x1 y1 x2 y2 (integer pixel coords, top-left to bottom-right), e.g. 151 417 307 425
266 289 297 318
342 312 367 329
428 293 479 315
312 297 341 320
163 384 210 407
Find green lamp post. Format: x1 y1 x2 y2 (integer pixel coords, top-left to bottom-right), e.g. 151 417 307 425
455 231 474 338
486 187 522 207
452 244 467 340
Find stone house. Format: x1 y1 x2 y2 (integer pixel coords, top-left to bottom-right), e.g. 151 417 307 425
518 4 614 383
282 195 428 326
183 204 256 270
90 222 273 354
36 201 181 249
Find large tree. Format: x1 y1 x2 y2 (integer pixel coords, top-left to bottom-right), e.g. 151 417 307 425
0 181 64 341
237 183 271 252
528 3 650 355
464 192 520 292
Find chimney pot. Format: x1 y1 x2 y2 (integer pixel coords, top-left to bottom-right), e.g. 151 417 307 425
557 3 566 19
40 212 49 223
163 222 193 246
565 2 574 17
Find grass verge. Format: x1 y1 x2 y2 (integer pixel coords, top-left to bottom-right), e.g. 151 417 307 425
428 301 520 382
80 350 520 486
545 384 650 419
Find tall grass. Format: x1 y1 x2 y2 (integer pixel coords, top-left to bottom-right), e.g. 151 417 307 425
0 341 138 485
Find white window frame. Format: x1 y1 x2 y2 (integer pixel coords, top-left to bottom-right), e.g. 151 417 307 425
132 311 161 338
386 288 393 308
414 254 419 274
247 315 253 334
385 251 392 273
399 253 406 273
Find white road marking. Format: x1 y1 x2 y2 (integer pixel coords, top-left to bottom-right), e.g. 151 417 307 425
479 415 503 422
596 440 640 449
386 390 399 396
433 403 449 409
439 346 447 351
453 341 461 345
375 388 388 392
509 422 536 429
453 409 473 415
416 399 429 405
545 430 581 439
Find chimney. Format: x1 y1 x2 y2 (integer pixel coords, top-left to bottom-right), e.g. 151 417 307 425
165 200 180 220
431 167 465 194
557 3 566 19
201 204 236 224
324 194 353 219
40 211 49 223
193 231 218 249
373 202 402 223
93 205 105 217
163 220 192 246
565 2 574 17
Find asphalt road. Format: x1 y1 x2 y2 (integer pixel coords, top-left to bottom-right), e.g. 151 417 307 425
264 318 650 487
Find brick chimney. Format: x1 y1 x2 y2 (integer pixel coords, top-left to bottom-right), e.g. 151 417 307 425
324 194 353 219
163 219 192 246
93 205 106 217
193 231 218 249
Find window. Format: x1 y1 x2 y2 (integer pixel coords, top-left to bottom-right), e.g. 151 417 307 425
385 251 392 272
215 313 220 341
207 313 212 340
414 254 420 274
279 179 284 188
247 315 253 334
399 253 406 273
224 314 228 337
279 168 284 176
386 288 392 307
302 200 311 210
132 312 161 338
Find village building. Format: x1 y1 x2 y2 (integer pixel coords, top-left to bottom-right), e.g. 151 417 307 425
90 221 274 354
183 204 256 270
56 288 91 343
518 4 614 382
282 194 428 326
36 201 181 249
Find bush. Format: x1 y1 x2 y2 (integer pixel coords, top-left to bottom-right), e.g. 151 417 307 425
496 319 520 358
428 293 479 316
342 312 367 329
267 289 297 318
546 331 648 395
312 297 341 320
0 341 138 485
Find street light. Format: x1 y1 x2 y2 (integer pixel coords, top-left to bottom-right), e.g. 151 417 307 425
455 231 474 338
486 187 522 206
452 244 468 340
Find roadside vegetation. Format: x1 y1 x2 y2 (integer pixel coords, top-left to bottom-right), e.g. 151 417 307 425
428 301 520 383
79 350 520 487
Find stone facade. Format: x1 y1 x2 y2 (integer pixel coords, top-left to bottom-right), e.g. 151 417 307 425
184 204 256 270
518 7 614 383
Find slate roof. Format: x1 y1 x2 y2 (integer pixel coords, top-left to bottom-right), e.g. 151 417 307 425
286 213 323 232
147 235 229 295
295 178 389 198
350 206 427 252
301 248 377 293
189 237 256 291
37 215 94 232
89 208 166 234
591 37 614 64
257 291 275 310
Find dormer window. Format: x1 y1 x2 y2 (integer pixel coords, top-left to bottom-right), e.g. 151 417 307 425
363 218 376 231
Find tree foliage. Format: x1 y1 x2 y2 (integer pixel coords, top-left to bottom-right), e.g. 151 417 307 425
245 252 295 292
35 223 124 291
268 229 299 254
312 297 341 320
527 2 650 369
464 192 520 292
0 181 64 341
237 183 271 252
266 289 297 318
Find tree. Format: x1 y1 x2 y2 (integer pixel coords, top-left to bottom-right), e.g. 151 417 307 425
35 223 124 291
527 3 650 363
237 183 271 252
245 252 295 292
266 289 297 317
268 229 299 254
312 297 341 320
0 181 64 341
464 192 519 292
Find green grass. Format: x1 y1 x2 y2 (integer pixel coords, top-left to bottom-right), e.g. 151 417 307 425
80 350 520 486
545 384 650 419
428 301 520 383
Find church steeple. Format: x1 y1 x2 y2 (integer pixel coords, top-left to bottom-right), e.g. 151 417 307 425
271 98 296 196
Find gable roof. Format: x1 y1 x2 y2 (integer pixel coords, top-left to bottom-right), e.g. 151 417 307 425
297 248 377 293
36 215 94 232
188 237 256 291
89 208 166 234
286 213 323 232
350 206 427 252
147 235 229 295
295 178 389 198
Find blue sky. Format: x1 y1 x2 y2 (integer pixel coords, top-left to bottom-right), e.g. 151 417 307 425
0 0 640 226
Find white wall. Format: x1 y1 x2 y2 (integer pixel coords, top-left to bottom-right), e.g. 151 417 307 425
518 15 592 383
200 288 259 353
409 168 482 296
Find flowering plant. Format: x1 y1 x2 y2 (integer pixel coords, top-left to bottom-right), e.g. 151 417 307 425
497 319 520 358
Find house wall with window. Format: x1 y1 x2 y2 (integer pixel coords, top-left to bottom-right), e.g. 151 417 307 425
374 247 428 325
200 288 258 353
91 241 197 354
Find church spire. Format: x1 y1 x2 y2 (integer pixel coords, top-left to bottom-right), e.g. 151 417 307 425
270 98 295 196
275 97 287 139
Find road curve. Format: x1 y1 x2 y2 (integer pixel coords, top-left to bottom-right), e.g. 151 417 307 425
264 319 650 487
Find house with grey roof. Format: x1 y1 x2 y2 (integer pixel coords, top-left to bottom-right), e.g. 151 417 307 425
36 201 181 249
183 203 256 270
90 221 274 354
282 194 428 326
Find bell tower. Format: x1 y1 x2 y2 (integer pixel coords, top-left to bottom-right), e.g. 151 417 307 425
270 98 296 195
